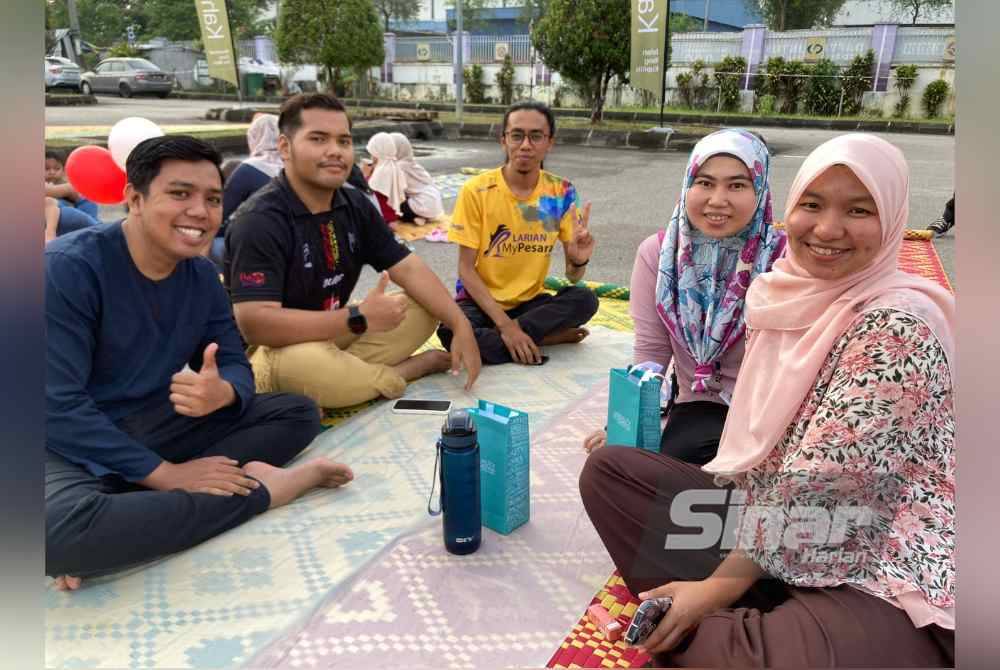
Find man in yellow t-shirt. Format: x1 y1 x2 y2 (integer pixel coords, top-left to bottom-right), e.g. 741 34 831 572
437 101 599 365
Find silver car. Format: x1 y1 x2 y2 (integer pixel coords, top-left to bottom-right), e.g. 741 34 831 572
44 56 82 92
81 57 174 98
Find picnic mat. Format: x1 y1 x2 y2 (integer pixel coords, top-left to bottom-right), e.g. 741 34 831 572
252 365 624 669
898 237 953 292
45 328 633 670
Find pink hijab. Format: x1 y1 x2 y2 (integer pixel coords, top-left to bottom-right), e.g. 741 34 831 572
704 133 955 476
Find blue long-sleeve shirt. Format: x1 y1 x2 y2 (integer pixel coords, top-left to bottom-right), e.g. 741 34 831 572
45 222 255 481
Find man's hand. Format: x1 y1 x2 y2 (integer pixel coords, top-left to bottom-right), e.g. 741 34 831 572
140 457 260 497
360 272 408 333
568 201 595 265
170 343 236 417
583 429 607 453
447 323 482 390
633 580 735 655
499 320 541 365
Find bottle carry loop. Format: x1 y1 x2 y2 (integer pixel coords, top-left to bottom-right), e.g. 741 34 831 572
427 440 442 516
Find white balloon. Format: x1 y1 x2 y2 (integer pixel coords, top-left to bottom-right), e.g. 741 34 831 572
108 117 164 170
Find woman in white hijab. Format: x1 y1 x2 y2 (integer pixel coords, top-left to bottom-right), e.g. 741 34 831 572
391 132 444 220
364 132 444 223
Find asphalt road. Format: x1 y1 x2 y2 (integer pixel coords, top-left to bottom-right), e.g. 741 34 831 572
45 94 233 127
51 97 954 293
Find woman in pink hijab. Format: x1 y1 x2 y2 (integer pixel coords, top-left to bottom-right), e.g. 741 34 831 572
580 134 955 667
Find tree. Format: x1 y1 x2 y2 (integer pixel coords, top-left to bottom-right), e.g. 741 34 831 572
882 0 954 24
141 0 271 42
744 0 849 31
46 0 141 47
372 0 421 33
276 0 385 96
532 0 630 123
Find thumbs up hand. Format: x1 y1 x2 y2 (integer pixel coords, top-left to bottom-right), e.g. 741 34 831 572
359 272 408 333
170 343 237 417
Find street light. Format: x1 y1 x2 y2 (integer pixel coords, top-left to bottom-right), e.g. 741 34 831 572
704 0 710 31
456 0 464 124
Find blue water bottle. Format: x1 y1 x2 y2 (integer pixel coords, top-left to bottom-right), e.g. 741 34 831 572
427 409 482 555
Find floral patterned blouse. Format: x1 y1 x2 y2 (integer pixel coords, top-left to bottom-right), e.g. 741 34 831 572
731 308 955 628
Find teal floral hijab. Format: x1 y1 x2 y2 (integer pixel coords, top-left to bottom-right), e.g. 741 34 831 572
654 129 785 399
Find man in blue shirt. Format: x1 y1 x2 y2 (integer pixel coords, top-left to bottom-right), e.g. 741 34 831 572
45 135 353 591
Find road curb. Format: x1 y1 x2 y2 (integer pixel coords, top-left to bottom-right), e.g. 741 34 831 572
45 93 98 107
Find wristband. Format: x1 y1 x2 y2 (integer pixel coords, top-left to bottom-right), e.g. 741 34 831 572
569 258 589 268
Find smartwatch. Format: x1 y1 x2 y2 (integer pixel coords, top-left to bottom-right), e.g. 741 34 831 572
347 305 367 335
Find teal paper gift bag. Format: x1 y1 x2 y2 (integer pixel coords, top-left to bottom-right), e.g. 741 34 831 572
606 367 662 452
468 400 530 535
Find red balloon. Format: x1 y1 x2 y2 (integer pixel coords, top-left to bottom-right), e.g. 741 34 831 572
64 145 127 205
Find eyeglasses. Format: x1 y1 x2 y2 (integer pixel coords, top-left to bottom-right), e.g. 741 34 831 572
505 130 549 145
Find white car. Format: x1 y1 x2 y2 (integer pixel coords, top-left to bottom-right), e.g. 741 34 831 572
45 56 82 92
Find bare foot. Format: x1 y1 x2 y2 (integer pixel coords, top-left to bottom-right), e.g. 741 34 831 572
393 349 453 382
244 458 354 509
52 575 82 591
541 327 590 346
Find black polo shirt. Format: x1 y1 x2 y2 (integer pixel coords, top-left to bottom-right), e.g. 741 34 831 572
224 172 409 312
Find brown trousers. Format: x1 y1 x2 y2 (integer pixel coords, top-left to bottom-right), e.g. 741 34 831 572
579 446 955 668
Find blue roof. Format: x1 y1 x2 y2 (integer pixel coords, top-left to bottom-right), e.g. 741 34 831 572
671 0 761 30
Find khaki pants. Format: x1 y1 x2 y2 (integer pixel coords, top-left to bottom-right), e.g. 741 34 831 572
250 297 438 409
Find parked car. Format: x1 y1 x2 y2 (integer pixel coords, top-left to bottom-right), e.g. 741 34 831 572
81 58 174 98
44 56 82 92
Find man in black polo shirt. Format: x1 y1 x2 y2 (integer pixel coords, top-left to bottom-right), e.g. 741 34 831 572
225 93 480 408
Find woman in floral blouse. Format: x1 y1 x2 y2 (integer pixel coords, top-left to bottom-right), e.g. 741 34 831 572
580 133 955 667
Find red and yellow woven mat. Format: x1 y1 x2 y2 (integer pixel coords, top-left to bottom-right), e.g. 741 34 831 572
899 237 952 292
547 572 651 669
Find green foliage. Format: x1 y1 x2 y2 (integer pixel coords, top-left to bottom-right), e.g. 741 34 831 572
746 0 849 31
757 93 777 116
892 64 919 117
532 0 630 123
276 0 384 95
495 54 515 106
921 79 950 118
840 49 874 116
804 58 841 115
142 0 270 42
463 64 486 104
372 0 421 32
107 42 141 58
713 55 747 112
676 59 711 109
46 0 269 46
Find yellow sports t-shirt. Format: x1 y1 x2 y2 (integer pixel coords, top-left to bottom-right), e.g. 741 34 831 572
448 167 579 309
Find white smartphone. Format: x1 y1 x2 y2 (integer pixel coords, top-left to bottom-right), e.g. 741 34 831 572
391 399 453 415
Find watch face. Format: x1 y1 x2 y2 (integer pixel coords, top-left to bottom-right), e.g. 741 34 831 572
348 308 366 334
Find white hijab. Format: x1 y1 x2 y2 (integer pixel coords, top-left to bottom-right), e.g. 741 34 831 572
390 132 444 219
366 132 408 215
242 114 283 178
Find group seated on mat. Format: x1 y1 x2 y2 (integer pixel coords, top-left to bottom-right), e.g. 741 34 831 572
45 95 954 669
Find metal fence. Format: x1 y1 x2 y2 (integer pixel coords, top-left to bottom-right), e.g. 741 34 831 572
763 27 872 64
669 26 952 66
894 27 955 64
467 34 532 64
669 32 743 65
395 36 453 63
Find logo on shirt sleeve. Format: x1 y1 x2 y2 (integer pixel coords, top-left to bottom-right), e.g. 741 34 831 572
239 271 267 287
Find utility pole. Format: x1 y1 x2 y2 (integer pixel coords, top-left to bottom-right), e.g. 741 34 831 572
456 0 464 124
703 0 710 31
66 0 82 64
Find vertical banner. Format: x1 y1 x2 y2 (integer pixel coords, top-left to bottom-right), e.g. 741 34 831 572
194 0 239 87
630 0 668 100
